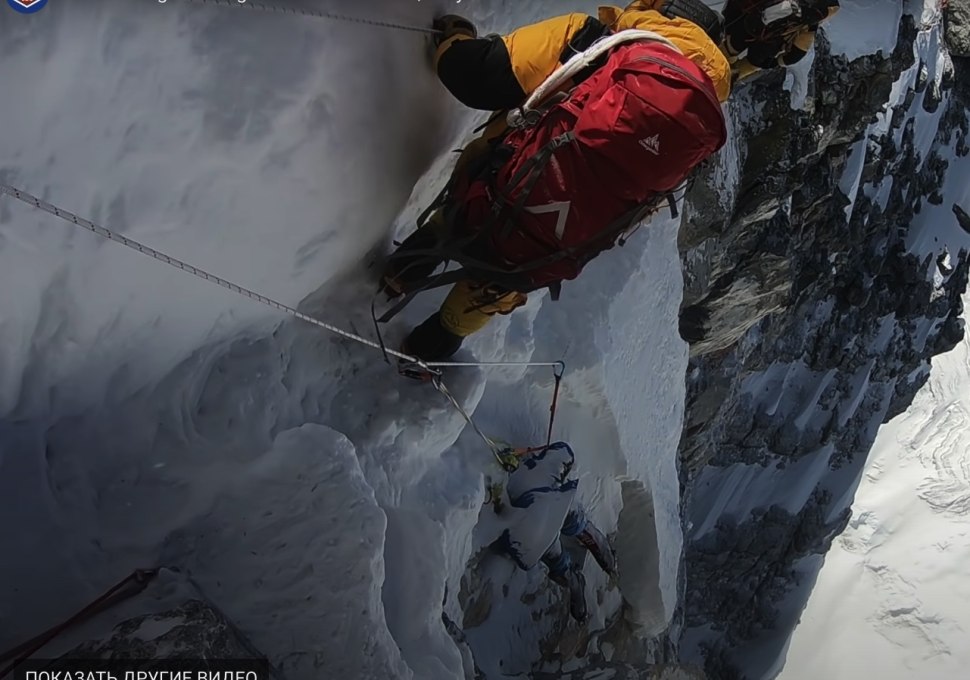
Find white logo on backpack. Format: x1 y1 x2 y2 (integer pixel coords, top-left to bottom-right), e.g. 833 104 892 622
524 200 572 240
639 134 661 155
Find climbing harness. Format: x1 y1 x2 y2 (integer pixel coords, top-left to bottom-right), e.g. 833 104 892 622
170 0 443 36
0 569 159 679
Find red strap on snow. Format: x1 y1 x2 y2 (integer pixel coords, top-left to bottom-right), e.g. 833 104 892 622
544 366 564 449
509 363 566 460
0 569 159 679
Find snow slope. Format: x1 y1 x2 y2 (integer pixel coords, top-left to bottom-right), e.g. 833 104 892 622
0 1 696 677
780 291 970 680
779 2 970 676
823 0 903 62
680 1 970 677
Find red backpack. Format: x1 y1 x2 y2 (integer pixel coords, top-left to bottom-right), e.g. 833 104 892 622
380 37 727 320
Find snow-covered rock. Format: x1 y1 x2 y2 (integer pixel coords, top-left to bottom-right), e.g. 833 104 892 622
36 569 277 669
673 2 970 678
780 292 970 680
945 0 970 56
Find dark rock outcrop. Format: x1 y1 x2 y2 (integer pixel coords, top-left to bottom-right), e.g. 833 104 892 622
531 662 707 679
945 0 970 57
11 569 281 678
55 598 267 662
672 13 970 680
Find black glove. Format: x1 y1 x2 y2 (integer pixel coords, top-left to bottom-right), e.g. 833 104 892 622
432 14 477 47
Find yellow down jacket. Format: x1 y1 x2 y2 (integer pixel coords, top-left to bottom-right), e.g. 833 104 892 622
433 0 732 111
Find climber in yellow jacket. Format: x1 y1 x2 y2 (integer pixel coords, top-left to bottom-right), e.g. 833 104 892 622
381 1 732 371
432 2 732 110
722 0 840 82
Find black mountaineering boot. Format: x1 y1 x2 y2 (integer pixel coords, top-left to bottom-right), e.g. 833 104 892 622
576 522 617 577
548 566 589 624
398 312 464 381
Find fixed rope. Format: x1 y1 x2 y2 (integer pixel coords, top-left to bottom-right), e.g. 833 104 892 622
0 183 567 466
430 375 515 469
0 184 562 373
0 569 159 679
431 367 565 472
168 0 443 35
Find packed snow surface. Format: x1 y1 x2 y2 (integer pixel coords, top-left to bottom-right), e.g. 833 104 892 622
823 0 903 62
0 1 694 677
683 2 970 678
780 293 970 680
780 2 970 677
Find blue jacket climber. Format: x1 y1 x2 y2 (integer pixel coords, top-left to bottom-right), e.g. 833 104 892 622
496 442 617 623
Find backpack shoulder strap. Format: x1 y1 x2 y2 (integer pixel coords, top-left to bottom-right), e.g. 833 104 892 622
376 268 472 323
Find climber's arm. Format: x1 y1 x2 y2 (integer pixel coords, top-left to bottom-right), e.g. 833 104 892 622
433 13 605 112
779 26 818 66
433 34 528 111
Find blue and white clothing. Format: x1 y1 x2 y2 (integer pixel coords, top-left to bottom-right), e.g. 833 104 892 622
499 442 590 572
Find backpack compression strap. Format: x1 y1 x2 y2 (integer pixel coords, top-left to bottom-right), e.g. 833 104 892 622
507 29 682 129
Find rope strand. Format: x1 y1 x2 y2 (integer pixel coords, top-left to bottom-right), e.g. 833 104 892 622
0 183 560 372
170 0 443 35
0 569 159 679
431 376 510 463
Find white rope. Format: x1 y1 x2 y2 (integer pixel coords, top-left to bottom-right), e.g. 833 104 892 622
0 183 563 372
507 29 683 127
166 0 443 35
432 376 504 452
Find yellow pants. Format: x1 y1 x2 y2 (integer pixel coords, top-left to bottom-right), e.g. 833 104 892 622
417 208 528 337
439 279 528 336
384 206 528 338
390 119 529 339
732 57 762 82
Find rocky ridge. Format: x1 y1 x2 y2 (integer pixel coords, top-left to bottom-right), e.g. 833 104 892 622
673 8 970 679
